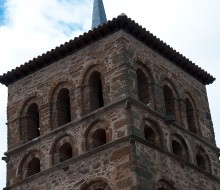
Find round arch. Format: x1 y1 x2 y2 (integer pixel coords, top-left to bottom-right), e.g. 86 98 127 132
50 134 77 165
50 81 73 129
134 62 155 109
161 78 180 123
183 91 199 135
82 119 112 152
20 96 41 141
17 150 44 180
171 133 190 161
195 145 211 173
144 119 164 148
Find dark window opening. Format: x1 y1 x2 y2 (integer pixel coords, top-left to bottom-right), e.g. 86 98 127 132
98 78 104 107
92 129 106 148
172 140 183 158
185 98 197 134
137 69 149 104
89 71 104 112
59 143 73 162
196 154 206 170
27 158 40 177
57 88 71 126
27 103 40 140
144 127 156 144
163 85 175 117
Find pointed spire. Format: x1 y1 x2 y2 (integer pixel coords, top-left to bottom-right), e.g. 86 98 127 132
92 0 107 29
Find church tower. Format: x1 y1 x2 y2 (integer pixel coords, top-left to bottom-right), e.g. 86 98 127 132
1 1 220 189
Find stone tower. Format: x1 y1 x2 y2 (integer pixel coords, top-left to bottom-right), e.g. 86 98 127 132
1 3 220 190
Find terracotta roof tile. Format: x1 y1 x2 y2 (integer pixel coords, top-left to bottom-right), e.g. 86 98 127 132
0 14 215 86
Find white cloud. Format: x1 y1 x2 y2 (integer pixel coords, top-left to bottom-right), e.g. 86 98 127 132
0 0 92 73
0 0 220 188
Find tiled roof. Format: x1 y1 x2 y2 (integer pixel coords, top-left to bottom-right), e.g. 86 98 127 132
0 14 215 86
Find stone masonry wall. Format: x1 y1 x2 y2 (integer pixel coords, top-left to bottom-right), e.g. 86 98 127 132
5 30 220 189
7 31 128 149
8 139 134 190
121 31 216 144
134 140 220 190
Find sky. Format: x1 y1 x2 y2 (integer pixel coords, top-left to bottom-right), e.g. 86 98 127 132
0 0 219 188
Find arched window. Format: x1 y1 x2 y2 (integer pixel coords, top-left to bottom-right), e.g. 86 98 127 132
136 69 149 104
59 143 73 162
56 88 71 126
172 140 183 158
196 148 211 172
85 121 111 151
196 154 206 170
26 103 40 140
143 120 161 146
27 158 40 177
171 134 189 160
51 135 76 165
89 71 104 112
163 85 175 117
185 98 197 134
92 129 106 149
144 127 156 144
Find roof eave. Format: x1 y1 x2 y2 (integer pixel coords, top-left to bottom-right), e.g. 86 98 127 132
0 15 215 86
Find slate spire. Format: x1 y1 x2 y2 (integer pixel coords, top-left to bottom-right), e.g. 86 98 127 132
92 0 107 29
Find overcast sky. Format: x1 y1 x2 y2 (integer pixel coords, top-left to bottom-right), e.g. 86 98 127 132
0 0 219 188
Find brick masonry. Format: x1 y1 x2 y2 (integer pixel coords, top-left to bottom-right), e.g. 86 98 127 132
4 30 220 189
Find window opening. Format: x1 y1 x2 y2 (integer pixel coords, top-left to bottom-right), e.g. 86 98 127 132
27 158 40 177
59 143 73 162
57 88 71 126
137 69 149 104
144 127 156 144
89 71 104 112
27 103 40 140
92 129 106 148
185 98 197 134
172 140 183 158
196 153 206 170
163 85 175 117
